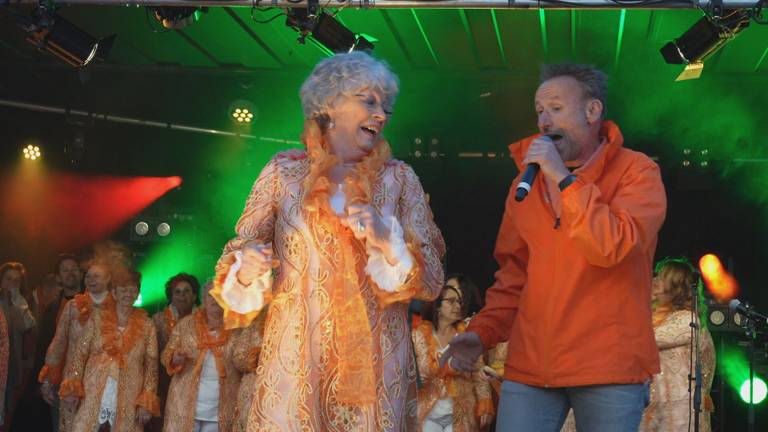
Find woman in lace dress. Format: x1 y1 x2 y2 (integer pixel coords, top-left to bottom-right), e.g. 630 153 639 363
211 51 446 431
60 270 159 432
640 258 716 432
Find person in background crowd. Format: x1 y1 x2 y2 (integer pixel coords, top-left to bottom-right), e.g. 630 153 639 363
161 281 241 432
148 272 200 432
413 284 494 431
0 310 9 428
0 262 35 427
153 273 200 352
39 244 127 432
60 270 159 431
640 258 716 431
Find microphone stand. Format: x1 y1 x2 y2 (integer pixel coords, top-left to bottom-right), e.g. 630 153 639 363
745 314 757 432
689 276 703 432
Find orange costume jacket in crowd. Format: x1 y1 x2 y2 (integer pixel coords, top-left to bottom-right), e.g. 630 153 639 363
467 121 667 387
59 307 160 432
413 321 494 431
39 293 114 432
160 309 241 432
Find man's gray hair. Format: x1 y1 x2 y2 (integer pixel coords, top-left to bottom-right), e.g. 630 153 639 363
300 52 400 120
540 64 608 115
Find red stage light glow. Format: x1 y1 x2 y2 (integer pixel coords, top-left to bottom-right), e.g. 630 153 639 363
1 173 182 251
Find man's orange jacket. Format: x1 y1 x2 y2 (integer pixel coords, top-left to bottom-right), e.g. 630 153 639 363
468 121 666 387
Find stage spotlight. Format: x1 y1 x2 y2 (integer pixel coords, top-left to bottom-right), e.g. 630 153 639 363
229 100 256 125
23 9 115 67
22 145 42 160
286 9 374 53
661 10 750 80
739 377 768 404
134 221 150 236
150 7 207 29
157 222 171 237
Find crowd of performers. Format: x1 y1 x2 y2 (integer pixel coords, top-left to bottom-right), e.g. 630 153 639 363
0 52 716 432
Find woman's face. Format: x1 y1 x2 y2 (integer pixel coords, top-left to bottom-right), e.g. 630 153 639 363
651 275 669 304
1 269 21 293
114 284 138 308
325 88 390 162
202 285 223 319
84 264 110 295
438 287 464 325
171 281 196 313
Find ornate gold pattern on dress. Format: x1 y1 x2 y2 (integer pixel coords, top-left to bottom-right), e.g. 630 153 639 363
232 310 268 432
412 321 494 432
640 309 716 432
161 309 241 432
152 307 178 352
59 306 159 432
215 150 445 431
38 294 115 432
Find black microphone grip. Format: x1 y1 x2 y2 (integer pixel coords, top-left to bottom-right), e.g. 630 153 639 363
514 163 540 202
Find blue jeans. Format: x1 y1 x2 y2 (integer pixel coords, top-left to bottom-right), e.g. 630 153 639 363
496 380 650 432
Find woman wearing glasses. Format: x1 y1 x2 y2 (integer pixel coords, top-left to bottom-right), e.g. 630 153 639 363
413 280 494 431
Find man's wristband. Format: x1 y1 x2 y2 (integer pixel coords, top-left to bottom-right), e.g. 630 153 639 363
558 174 577 191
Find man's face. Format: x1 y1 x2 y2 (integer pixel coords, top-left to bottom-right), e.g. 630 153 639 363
534 76 597 163
58 259 82 290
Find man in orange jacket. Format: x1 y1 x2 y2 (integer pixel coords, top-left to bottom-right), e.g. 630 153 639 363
442 64 666 431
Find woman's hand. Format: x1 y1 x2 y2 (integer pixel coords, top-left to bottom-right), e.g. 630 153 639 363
171 351 189 369
62 395 79 412
479 413 493 428
136 407 152 425
237 242 276 285
41 381 56 405
343 204 397 263
480 365 502 382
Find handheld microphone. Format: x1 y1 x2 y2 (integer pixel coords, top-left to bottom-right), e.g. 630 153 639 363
729 299 768 325
514 163 539 202
514 134 555 202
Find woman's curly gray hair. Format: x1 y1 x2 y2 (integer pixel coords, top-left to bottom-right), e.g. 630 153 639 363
300 52 400 120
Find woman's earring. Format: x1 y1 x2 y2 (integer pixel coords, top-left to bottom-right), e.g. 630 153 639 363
328 119 335 129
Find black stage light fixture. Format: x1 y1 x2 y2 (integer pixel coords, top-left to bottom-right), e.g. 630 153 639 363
660 10 750 72
150 7 207 30
24 9 115 67
286 9 374 53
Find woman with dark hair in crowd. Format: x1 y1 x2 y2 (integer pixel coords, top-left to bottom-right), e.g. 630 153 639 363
60 270 159 431
413 283 494 431
147 273 200 432
0 262 35 426
162 281 241 432
640 258 716 431
153 273 200 351
445 273 484 319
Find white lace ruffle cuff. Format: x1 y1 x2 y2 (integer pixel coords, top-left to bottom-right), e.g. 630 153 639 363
365 216 414 293
221 250 272 314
